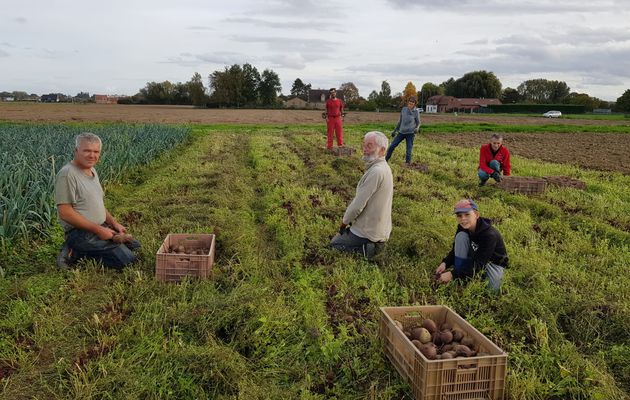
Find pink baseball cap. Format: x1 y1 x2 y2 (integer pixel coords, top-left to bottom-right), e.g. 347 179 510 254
453 199 478 214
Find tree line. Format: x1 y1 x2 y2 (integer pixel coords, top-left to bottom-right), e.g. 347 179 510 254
3 66 630 112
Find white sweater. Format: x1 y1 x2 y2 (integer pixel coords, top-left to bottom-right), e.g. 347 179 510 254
343 158 393 242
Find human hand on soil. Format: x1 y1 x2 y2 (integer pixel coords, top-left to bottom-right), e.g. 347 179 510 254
435 262 446 275
97 226 116 240
436 271 453 284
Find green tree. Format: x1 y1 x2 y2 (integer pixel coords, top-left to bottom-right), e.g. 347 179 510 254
339 82 360 104
501 87 520 104
419 82 442 106
259 69 281 106
188 72 207 107
440 77 456 96
141 81 176 104
447 71 502 98
290 78 311 99
615 89 630 112
563 92 602 112
377 80 392 109
517 79 570 103
242 63 261 105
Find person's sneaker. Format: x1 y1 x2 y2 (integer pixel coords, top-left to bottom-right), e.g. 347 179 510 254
56 243 73 269
478 180 486 187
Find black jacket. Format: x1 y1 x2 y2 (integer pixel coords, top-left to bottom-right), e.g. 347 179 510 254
442 217 509 279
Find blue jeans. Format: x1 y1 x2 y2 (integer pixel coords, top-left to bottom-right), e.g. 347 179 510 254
65 228 141 269
478 160 501 184
385 133 415 163
453 231 504 292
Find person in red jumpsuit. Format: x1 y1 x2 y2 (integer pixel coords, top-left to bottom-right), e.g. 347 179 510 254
324 88 345 150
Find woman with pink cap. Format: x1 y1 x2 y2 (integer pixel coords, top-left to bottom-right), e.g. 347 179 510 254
434 199 509 292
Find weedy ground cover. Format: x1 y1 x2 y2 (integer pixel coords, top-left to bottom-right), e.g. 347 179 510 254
0 123 628 399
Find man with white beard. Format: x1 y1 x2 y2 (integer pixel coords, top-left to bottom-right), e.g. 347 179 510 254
331 131 393 261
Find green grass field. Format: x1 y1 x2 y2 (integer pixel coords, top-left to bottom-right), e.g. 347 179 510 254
1 123 629 399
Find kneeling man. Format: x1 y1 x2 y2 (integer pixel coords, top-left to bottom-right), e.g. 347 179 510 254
331 131 393 260
55 132 140 269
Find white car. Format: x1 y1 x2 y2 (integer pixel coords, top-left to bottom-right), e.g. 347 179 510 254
543 110 562 118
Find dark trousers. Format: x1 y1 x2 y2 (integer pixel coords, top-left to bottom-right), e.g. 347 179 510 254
65 228 141 269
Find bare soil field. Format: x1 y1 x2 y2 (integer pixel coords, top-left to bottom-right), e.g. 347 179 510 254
1 102 629 126
425 132 630 174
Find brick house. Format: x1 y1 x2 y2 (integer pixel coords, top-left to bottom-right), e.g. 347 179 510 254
94 95 119 104
426 95 501 113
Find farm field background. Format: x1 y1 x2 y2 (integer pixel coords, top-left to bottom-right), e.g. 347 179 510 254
0 105 629 399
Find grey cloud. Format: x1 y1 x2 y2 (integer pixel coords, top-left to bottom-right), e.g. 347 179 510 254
224 17 307 30
187 26 215 31
237 0 345 18
345 44 630 86
556 27 630 44
0 49 8 57
165 51 254 67
14 17 27 24
384 0 609 14
229 35 337 59
269 53 306 69
465 39 488 45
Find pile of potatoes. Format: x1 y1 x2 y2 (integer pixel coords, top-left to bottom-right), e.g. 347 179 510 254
393 318 486 360
166 244 209 255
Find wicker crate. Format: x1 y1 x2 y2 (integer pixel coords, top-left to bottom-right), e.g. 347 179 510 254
497 176 546 195
156 234 215 282
380 305 507 400
543 176 586 190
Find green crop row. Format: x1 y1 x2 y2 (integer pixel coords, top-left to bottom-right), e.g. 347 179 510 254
0 123 191 244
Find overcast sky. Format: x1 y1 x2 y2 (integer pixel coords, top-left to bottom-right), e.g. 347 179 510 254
2 0 629 101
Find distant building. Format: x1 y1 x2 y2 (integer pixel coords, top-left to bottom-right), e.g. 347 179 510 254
305 89 345 110
94 94 119 104
41 94 60 103
0 96 14 102
284 96 308 108
426 95 501 113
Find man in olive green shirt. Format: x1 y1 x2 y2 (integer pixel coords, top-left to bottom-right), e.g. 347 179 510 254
55 132 140 268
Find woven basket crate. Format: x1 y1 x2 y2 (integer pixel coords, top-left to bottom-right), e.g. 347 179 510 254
497 176 546 194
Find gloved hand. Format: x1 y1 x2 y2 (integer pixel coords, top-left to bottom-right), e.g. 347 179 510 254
391 130 397 137
491 172 501 182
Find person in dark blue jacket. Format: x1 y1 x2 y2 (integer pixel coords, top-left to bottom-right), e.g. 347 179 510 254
434 199 509 292
385 96 420 164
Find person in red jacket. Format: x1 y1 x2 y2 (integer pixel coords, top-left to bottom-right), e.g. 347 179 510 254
478 134 511 186
324 88 345 150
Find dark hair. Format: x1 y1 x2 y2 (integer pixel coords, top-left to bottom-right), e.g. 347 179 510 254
329 88 336 92
407 96 417 103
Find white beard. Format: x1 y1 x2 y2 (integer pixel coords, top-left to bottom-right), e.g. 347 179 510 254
362 152 379 163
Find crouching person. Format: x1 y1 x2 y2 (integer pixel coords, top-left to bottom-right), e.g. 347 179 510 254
55 132 140 269
331 131 393 261
435 199 508 292
478 134 510 186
